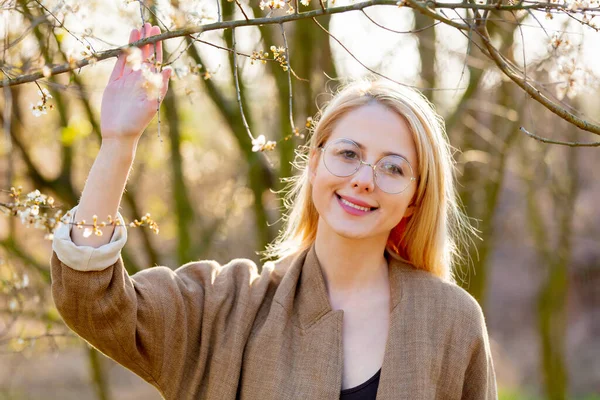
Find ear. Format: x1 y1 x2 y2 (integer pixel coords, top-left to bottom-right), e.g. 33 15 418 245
403 204 416 219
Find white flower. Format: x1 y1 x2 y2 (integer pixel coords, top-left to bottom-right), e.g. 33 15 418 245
30 205 40 216
252 135 266 152
83 228 93 238
141 68 164 100
42 65 52 78
260 0 286 8
126 47 143 72
30 103 47 117
38 88 52 99
27 190 41 200
22 274 29 288
18 209 31 224
175 66 189 78
549 57 587 100
300 0 310 5
9 299 17 312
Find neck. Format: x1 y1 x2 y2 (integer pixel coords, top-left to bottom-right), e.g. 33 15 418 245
313 218 390 299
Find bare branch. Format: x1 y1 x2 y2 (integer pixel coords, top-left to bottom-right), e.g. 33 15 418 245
477 23 600 136
520 127 600 147
32 0 96 53
361 9 441 34
231 27 254 142
405 0 470 30
234 0 250 21
280 23 296 136
312 17 444 92
2 0 470 88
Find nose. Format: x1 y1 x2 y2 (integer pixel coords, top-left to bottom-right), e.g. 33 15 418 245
350 162 376 192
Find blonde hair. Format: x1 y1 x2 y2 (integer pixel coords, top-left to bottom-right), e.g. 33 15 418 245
263 78 474 282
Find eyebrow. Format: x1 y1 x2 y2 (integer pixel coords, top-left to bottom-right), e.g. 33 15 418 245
352 140 409 160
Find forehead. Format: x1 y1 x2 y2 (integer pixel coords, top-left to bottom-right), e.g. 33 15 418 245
327 102 417 165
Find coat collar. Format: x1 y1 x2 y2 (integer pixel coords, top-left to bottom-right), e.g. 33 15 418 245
274 243 413 330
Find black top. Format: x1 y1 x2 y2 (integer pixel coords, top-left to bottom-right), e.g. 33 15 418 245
339 369 381 400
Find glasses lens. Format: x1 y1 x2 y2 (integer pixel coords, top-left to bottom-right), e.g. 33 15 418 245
375 156 413 194
323 139 361 177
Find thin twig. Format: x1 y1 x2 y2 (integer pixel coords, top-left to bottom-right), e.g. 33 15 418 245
280 23 296 135
231 28 254 142
312 17 458 92
139 0 171 32
361 9 440 33
520 126 600 147
318 0 326 12
405 0 469 30
234 0 250 21
32 0 96 53
138 0 146 26
6 0 594 88
476 23 600 136
2 11 12 191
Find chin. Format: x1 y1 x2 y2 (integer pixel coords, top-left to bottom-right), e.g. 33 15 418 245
321 215 388 241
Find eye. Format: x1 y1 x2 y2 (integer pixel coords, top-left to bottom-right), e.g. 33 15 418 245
337 149 359 160
380 161 405 176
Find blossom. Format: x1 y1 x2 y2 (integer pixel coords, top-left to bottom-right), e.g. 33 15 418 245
141 68 164 100
38 88 52 100
125 47 143 71
252 135 266 152
30 90 53 117
260 0 286 9
42 65 52 77
549 56 588 100
252 135 277 152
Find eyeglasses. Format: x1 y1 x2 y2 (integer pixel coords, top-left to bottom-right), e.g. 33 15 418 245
319 138 416 194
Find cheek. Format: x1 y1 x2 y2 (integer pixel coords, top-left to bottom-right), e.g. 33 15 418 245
382 197 412 225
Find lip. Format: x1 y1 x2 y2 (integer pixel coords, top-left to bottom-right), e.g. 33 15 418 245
336 193 378 209
335 194 377 216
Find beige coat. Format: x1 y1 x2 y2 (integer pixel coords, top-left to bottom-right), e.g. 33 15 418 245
51 208 497 399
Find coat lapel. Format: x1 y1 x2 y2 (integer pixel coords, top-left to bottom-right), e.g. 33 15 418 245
240 246 343 399
376 259 412 399
376 257 442 400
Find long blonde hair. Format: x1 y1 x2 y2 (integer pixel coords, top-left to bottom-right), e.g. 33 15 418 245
263 79 474 282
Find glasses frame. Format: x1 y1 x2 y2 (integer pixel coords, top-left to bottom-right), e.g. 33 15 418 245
319 138 417 194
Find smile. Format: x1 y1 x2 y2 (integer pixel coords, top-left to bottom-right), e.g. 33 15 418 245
335 193 378 215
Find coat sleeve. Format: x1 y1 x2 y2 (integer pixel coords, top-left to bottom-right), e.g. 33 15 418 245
50 206 260 395
461 299 498 400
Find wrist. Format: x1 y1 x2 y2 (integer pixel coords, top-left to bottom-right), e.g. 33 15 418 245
100 138 138 161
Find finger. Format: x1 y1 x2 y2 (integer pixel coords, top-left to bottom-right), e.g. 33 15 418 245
141 23 153 61
128 27 139 44
123 28 141 76
149 26 163 67
108 53 126 82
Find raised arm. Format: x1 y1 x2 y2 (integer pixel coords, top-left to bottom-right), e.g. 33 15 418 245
71 23 170 247
51 23 180 390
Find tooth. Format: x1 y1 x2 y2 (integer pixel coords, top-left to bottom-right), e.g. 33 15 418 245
341 198 369 211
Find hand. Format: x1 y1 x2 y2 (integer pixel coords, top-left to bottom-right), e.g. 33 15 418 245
100 24 171 141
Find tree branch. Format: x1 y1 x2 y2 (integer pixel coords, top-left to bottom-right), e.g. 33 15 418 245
520 126 600 147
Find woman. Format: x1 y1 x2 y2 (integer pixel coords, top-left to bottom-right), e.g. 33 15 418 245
51 24 497 399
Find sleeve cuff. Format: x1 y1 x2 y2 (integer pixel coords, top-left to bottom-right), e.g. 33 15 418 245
52 205 128 271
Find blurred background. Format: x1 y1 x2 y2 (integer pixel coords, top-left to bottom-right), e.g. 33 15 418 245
0 0 599 399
